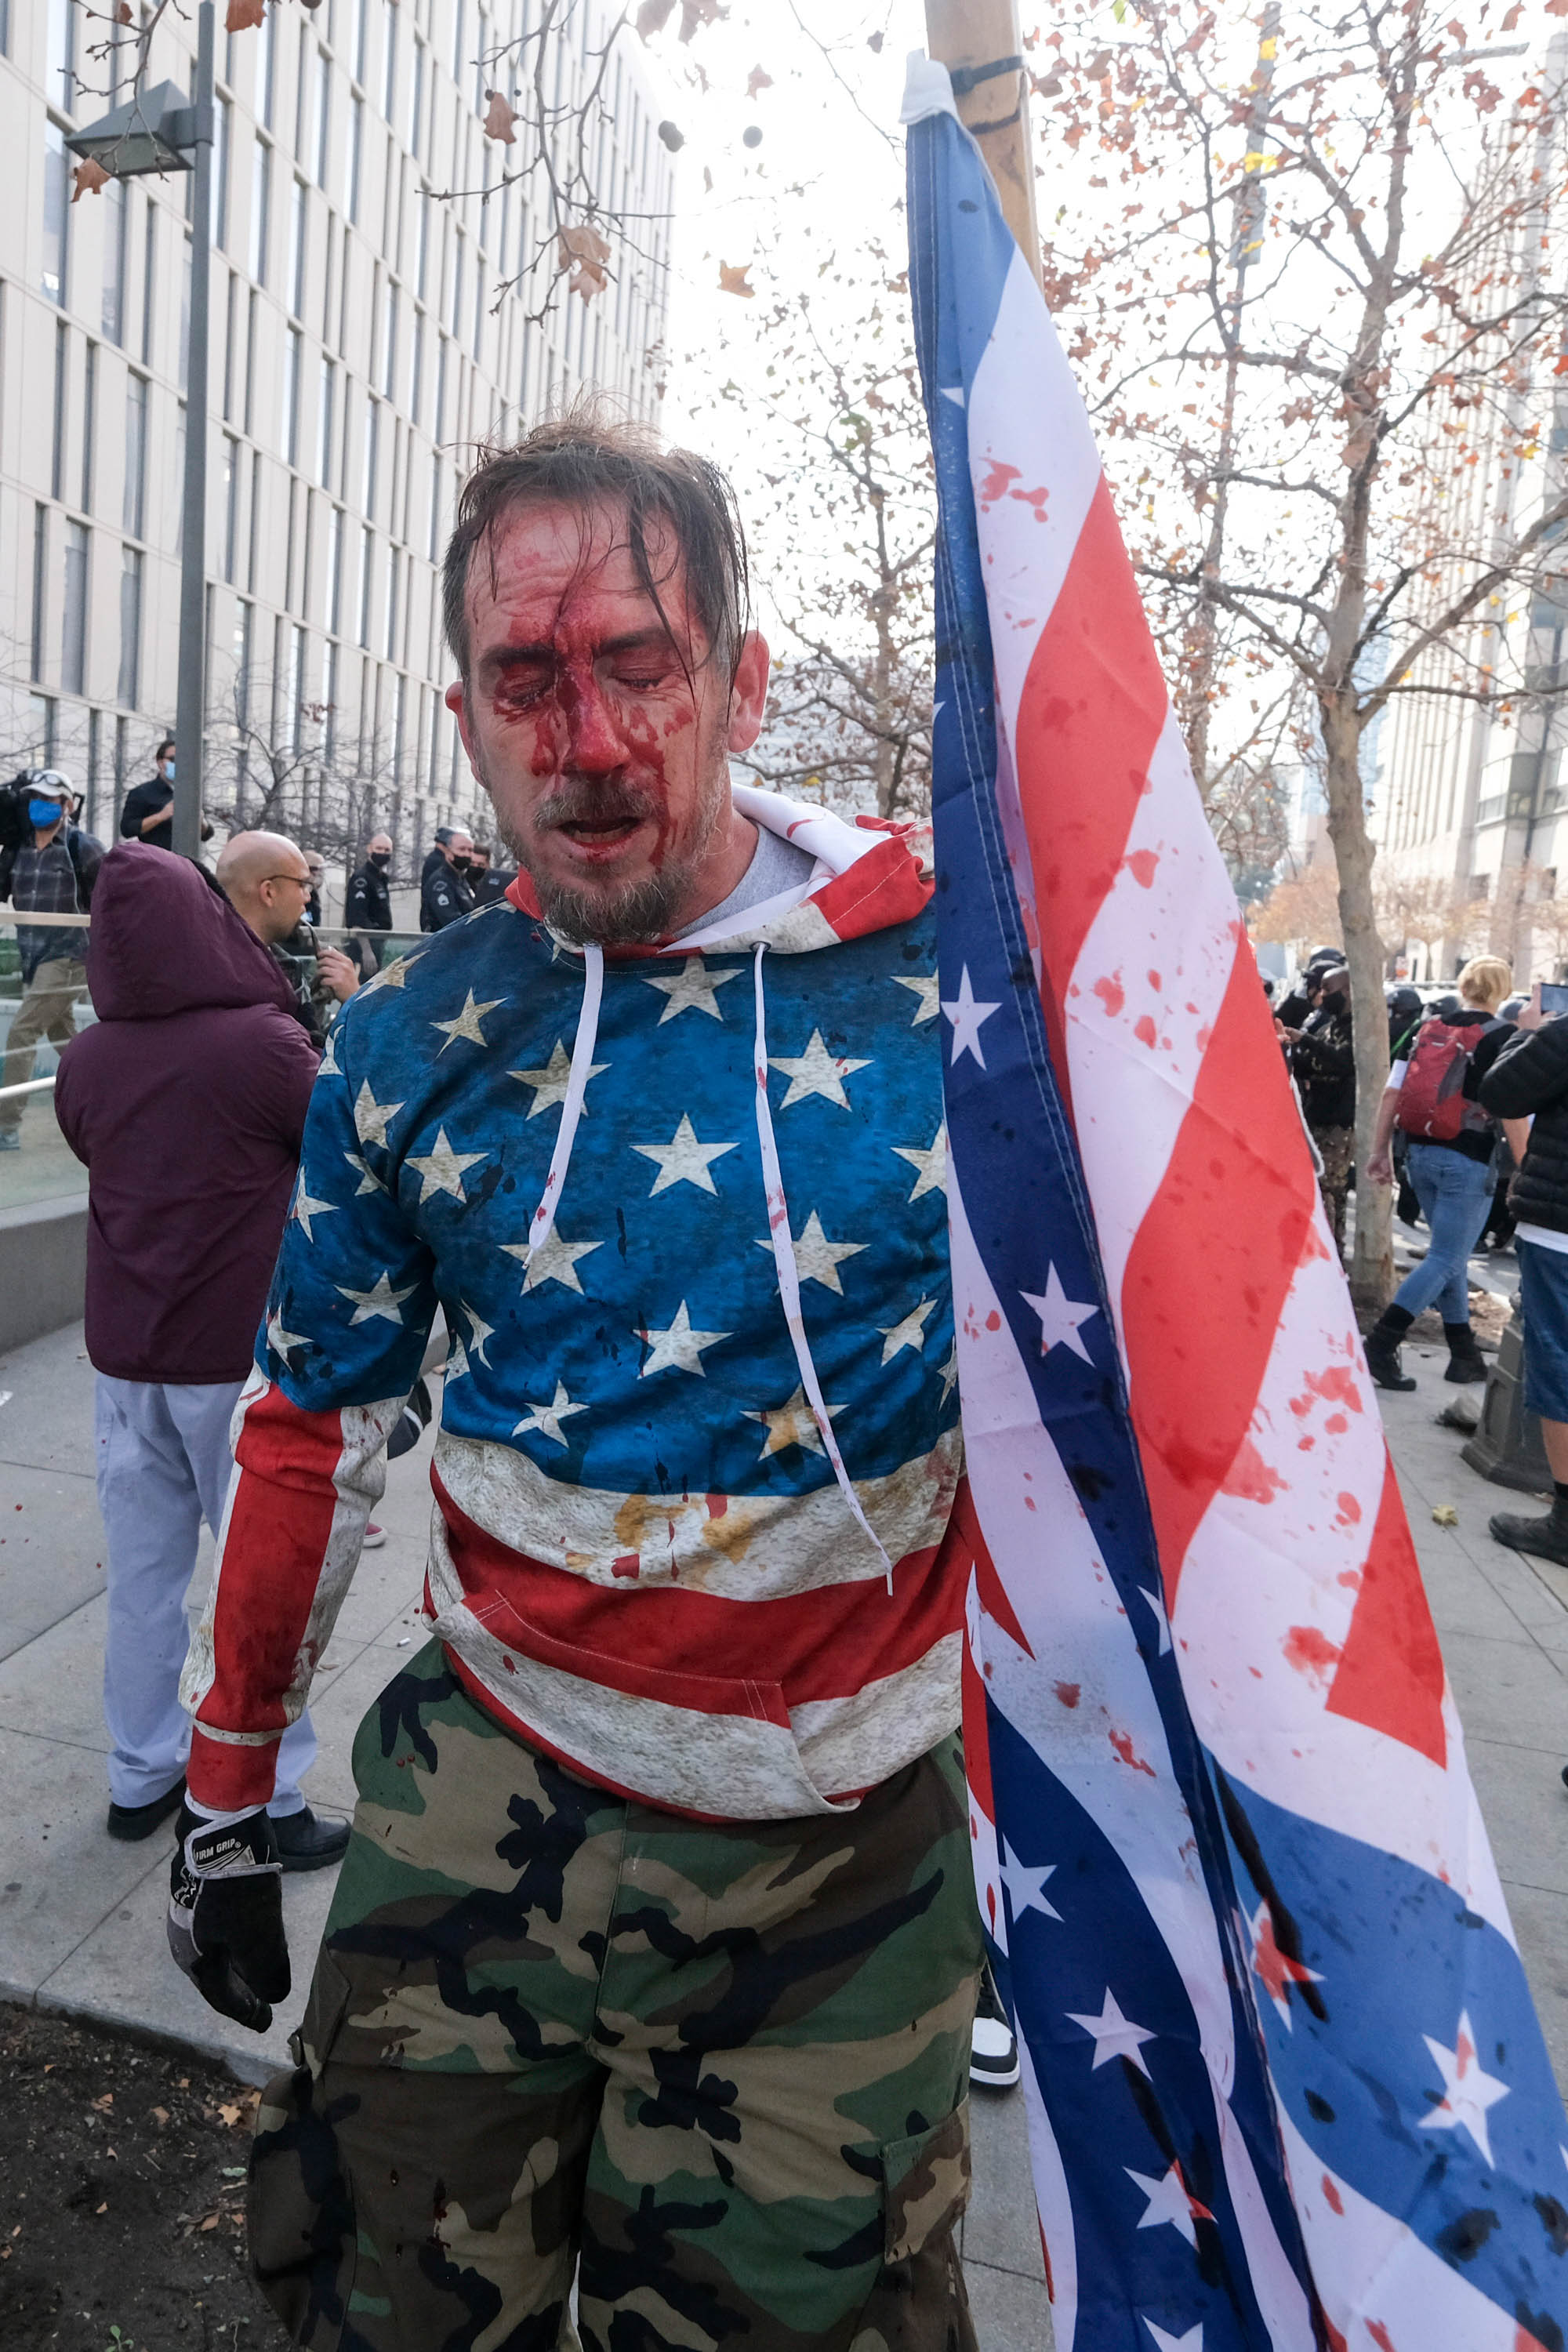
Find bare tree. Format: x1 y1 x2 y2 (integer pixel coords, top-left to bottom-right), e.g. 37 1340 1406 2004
1036 2 1568 1305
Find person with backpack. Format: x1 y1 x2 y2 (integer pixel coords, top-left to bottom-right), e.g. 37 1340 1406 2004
0 770 104 1152
1363 954 1515 1389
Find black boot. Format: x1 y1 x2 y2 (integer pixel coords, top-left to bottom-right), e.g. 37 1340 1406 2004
1443 1323 1488 1385
1364 1307 1417 1392
1490 1493 1568 1567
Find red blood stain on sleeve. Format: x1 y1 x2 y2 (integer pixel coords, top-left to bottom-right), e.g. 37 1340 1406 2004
1054 1681 1081 1708
1093 972 1125 1018
978 458 1022 507
1124 848 1160 888
1336 1491 1363 1525
1283 1624 1343 1683
1109 1730 1156 1777
1220 1437 1287 1504
1134 1014 1158 1048
1321 2175 1343 2216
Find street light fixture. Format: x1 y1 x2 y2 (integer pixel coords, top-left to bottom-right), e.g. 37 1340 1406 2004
66 9 214 863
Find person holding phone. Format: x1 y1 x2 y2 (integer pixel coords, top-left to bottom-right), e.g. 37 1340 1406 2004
1479 978 1568 1564
1363 956 1515 1388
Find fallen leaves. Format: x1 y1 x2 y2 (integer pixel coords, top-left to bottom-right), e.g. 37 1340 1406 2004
71 158 111 203
718 260 755 297
558 223 611 300
481 89 517 144
1432 1503 1458 1527
637 0 727 38
746 66 773 100
91 2092 114 2112
224 0 267 27
151 2107 169 2127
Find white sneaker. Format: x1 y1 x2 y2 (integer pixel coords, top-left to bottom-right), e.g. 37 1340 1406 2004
361 1523 387 1550
971 1963 1020 2088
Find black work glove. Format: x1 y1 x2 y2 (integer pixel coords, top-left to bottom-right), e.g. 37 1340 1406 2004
167 1803 289 2032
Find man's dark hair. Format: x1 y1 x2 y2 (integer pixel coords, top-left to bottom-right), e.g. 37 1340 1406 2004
154 736 176 761
441 401 750 687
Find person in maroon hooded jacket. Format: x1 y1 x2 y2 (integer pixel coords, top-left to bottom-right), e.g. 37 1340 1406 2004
55 843 351 1861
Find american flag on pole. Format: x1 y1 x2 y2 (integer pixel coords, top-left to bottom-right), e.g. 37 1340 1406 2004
902 56 1568 2352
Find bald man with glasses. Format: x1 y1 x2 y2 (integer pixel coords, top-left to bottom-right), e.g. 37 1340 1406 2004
217 832 360 1050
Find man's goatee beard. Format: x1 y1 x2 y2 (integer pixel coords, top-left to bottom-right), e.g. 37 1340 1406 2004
490 767 727 946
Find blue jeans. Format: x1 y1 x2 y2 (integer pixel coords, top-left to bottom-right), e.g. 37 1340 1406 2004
95 1375 317 1810
1392 1142 1495 1325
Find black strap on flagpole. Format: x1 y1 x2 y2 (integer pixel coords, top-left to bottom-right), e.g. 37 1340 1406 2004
948 53 1024 97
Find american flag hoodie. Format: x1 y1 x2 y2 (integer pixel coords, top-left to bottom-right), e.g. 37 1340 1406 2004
182 789 971 1820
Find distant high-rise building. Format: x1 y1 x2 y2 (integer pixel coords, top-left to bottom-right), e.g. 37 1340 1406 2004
1 0 671 874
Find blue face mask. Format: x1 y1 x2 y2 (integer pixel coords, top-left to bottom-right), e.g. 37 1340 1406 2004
28 799 65 829
161 760 176 781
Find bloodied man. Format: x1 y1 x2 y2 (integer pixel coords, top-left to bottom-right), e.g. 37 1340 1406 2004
169 408 984 2350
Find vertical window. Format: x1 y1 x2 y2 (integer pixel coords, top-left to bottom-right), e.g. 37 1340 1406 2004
415 191 430 300
46 0 74 112
288 624 304 750
222 269 238 420
42 123 68 305
31 506 47 682
347 95 363 223
362 394 379 513
409 312 424 427
473 260 485 358
62 521 88 697
383 547 400 662
381 0 397 118
244 288 258 434
314 49 331 185
118 546 142 707
51 323 67 501
81 342 96 513
427 454 444 561
289 178 307 317
234 601 252 723
223 432 240 582
317 358 336 485
102 182 127 343
250 141 272 284
214 94 230 246
448 232 463 337
434 334 448 445
381 282 397 398
353 0 369 85
140 193 156 363
258 0 276 128
249 448 262 590
357 524 372 647
408 37 424 155
123 373 147 537
282 327 302 465
325 504 343 634
322 639 337 761
85 706 102 834
451 0 465 80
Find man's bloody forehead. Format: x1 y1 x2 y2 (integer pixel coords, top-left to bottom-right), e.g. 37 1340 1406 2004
466 503 696 656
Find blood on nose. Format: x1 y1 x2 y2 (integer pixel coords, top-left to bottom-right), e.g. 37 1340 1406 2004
559 659 625 773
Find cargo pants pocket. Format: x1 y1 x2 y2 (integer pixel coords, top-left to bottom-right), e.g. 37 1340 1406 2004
249 1950 361 2350
849 2100 977 2352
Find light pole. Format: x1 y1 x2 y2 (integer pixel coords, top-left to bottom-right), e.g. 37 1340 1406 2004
67 2 215 862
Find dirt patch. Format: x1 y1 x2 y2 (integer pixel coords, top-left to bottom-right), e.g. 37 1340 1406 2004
1407 1285 1512 1350
0 2002 283 2350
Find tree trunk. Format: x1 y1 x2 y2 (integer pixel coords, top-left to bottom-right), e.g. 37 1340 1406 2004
1319 689 1391 1312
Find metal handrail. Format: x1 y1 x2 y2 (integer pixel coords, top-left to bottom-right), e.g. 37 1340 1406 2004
0 1076 57 1103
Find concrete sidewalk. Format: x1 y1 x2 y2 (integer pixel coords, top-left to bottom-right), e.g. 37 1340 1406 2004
3 1301 1567 2344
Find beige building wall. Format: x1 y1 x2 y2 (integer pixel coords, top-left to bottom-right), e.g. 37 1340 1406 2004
0 0 671 881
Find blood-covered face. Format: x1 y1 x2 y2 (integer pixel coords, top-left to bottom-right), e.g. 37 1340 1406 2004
446 499 768 943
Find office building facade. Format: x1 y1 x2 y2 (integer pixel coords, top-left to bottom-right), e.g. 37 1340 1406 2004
0 0 670 875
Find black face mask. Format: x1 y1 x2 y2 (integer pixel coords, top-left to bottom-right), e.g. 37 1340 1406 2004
368 851 390 868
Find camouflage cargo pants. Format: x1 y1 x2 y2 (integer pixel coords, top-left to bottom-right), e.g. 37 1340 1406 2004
1311 1121 1355 1258
249 1645 982 2352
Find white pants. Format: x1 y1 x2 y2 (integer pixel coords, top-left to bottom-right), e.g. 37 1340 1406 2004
94 1375 315 1813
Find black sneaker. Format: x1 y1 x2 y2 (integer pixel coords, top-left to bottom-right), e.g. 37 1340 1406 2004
971 1964 1020 2089
106 1776 187 1842
270 1806 351 1873
1490 1504 1568 1569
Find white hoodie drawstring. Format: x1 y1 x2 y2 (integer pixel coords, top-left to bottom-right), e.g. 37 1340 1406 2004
524 942 604 1262
751 943 895 1592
